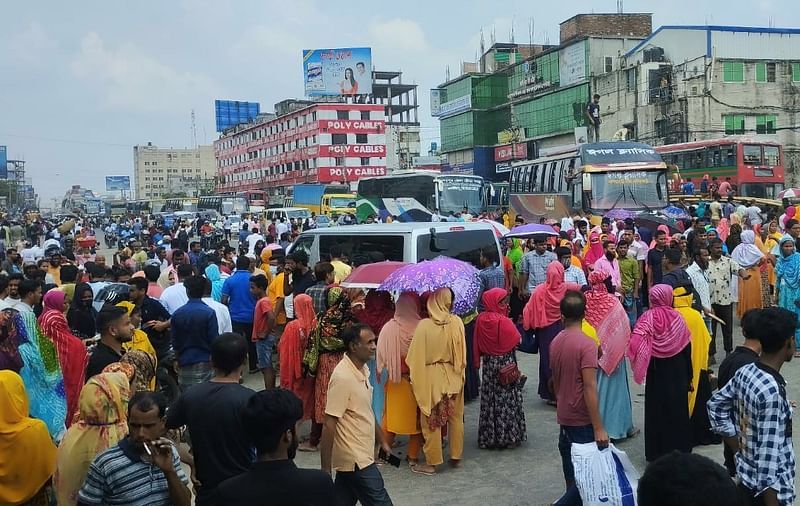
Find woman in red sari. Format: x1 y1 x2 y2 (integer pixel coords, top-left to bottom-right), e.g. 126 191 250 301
278 294 318 450
38 290 88 426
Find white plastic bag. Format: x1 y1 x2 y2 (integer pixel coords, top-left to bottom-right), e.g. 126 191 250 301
571 442 639 506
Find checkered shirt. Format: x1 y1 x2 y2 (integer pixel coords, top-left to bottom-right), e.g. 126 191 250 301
707 362 795 505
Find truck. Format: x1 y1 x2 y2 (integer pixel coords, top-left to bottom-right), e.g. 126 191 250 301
290 184 355 217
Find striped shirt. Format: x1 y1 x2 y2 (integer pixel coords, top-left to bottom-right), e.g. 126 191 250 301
78 438 189 506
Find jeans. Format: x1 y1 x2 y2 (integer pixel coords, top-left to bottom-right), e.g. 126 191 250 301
588 122 600 143
623 294 636 328
255 334 277 370
555 424 595 506
711 303 733 354
334 463 393 506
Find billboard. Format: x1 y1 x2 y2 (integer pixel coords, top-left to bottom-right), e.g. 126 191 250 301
303 48 373 97
433 95 471 119
105 175 131 191
215 100 260 132
559 41 587 87
0 146 6 179
430 89 443 116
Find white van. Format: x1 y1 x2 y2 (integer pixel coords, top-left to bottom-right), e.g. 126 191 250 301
287 222 502 267
264 207 312 222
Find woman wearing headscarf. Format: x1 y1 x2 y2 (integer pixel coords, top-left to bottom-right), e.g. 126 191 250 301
473 288 525 450
53 371 130 506
16 310 67 440
353 289 395 425
115 301 157 362
775 235 800 349
705 228 728 254
304 286 356 429
67 283 97 340
584 271 635 441
583 232 604 267
628 284 693 462
406 288 466 475
0 309 22 373
523 262 582 402
204 263 225 302
731 229 765 319
157 265 177 289
120 349 157 393
726 222 743 253
716 217 730 242
0 370 57 506
376 292 423 464
279 294 318 450
671 285 711 416
753 224 775 307
38 290 88 427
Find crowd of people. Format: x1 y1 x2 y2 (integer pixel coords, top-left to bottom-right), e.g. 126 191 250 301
0 197 796 505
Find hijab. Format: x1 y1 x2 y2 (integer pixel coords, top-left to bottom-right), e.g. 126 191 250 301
157 265 176 289
473 288 520 368
54 372 130 506
0 370 57 505
731 230 764 268
584 271 631 375
627 284 692 384
354 290 394 336
405 287 466 416
776 235 800 289
38 290 88 428
0 311 22 373
377 293 422 384
204 264 224 302
507 239 524 272
717 217 730 242
67 283 96 340
726 223 743 253
523 262 581 330
120 350 157 393
584 233 604 265
280 294 317 389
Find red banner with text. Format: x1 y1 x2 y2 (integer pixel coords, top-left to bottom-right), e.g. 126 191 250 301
318 119 385 134
318 166 387 182
319 144 387 157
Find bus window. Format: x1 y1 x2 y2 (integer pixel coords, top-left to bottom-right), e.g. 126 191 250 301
720 146 736 166
530 165 539 192
520 166 530 193
764 146 780 166
690 150 705 169
547 162 557 192
743 145 762 165
510 167 519 193
539 163 550 192
571 180 583 208
553 160 566 192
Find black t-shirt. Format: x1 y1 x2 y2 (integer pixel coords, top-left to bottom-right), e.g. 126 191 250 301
291 269 316 297
214 460 335 506
718 346 759 388
587 102 600 124
86 342 123 380
165 381 255 498
647 248 665 284
139 296 171 358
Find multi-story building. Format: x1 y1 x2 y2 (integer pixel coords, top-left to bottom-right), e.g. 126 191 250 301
433 14 652 181
594 25 800 182
133 143 215 199
214 102 386 205
372 70 421 171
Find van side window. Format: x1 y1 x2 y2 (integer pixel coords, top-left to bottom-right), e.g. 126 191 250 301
319 235 404 265
416 230 497 266
291 235 314 257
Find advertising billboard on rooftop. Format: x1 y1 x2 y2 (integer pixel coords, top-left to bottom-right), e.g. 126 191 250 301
303 48 372 97
105 175 131 191
215 100 260 132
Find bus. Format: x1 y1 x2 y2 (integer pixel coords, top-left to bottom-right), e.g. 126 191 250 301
241 190 266 213
485 182 509 213
126 200 152 215
108 200 128 217
509 141 669 222
162 198 198 213
197 195 248 216
356 171 487 222
655 138 784 199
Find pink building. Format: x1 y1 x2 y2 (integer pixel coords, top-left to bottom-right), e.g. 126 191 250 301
214 102 387 202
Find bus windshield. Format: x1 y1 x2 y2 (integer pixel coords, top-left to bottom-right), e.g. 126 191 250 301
588 170 668 210
437 176 484 214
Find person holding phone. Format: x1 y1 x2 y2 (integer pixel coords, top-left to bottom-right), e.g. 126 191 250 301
77 391 191 506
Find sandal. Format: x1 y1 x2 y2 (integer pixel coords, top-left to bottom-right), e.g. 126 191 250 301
449 458 463 469
298 442 318 452
410 463 436 476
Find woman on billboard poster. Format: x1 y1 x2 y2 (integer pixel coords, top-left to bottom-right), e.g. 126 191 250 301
339 67 359 96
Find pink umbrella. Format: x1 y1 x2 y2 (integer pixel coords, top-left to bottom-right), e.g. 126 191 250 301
265 243 283 250
340 261 408 289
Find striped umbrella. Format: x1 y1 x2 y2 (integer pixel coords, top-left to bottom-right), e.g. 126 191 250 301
778 188 800 199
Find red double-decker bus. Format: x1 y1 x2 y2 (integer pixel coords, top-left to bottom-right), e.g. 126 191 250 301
655 138 784 199
240 190 266 213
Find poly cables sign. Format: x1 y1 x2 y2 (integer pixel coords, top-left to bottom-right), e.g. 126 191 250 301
319 145 386 157
319 119 385 134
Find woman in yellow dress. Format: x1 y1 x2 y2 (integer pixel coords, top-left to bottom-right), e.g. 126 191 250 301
731 230 766 319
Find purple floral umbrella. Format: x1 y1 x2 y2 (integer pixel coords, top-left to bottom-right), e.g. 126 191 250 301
377 257 480 315
604 208 636 221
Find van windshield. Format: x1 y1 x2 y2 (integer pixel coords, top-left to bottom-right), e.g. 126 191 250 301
416 230 496 265
287 210 311 219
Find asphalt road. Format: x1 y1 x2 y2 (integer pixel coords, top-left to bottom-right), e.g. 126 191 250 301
96 237 800 506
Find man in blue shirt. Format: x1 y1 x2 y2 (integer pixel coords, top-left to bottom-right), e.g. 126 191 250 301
222 256 258 373
683 178 695 195
171 275 219 389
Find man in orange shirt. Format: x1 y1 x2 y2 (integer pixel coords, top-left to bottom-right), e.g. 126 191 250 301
250 274 276 390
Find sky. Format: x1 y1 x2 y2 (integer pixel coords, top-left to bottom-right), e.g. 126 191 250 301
1 0 797 204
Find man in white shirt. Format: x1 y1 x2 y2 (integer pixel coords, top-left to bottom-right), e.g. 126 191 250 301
745 201 762 226
160 264 193 315
685 245 713 334
10 279 41 315
202 279 233 334
276 218 289 237
246 228 265 255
